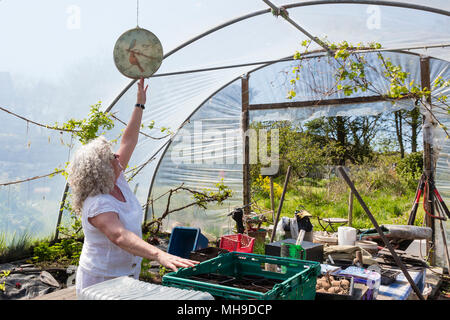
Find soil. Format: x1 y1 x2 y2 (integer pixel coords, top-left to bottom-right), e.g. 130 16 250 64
0 259 74 300
187 273 283 293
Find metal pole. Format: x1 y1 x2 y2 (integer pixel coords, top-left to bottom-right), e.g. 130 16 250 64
284 1 450 17
438 219 450 274
337 166 425 300
54 183 69 242
108 43 450 81
270 166 292 243
261 0 334 56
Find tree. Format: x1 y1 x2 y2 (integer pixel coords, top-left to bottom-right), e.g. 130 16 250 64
250 120 344 182
304 114 381 164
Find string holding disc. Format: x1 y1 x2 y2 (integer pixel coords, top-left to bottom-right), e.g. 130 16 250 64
113 27 163 79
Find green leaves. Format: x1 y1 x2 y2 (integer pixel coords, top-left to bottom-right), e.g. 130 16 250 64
434 76 450 89
0 270 10 292
57 102 115 145
32 238 82 265
301 40 311 48
191 180 233 208
286 90 297 99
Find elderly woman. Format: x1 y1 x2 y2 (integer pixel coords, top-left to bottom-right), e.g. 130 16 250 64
67 78 198 296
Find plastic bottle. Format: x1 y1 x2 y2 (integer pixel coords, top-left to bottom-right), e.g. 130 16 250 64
366 271 381 299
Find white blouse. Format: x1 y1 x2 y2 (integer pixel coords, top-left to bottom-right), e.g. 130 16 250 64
78 171 143 279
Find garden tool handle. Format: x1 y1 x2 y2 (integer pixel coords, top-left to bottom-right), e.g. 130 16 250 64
356 250 363 266
296 229 305 246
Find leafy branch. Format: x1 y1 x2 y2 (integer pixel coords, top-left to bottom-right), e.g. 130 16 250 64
288 40 450 138
142 180 233 235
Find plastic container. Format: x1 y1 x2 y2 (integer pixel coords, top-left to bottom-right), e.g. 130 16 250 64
266 239 324 262
315 275 355 300
337 266 381 300
162 252 321 300
79 276 214 300
247 229 267 243
189 247 229 262
280 243 306 260
366 272 381 299
338 227 357 246
167 227 209 258
219 234 255 253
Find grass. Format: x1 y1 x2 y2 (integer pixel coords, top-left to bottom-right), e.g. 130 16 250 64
253 239 266 255
0 231 43 264
253 178 424 232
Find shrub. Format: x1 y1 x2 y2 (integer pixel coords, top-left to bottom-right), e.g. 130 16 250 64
396 152 423 189
253 175 283 198
32 238 82 265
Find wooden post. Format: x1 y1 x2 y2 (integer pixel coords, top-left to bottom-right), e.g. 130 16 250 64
348 190 354 227
420 56 436 265
270 166 292 243
241 74 251 216
269 176 275 222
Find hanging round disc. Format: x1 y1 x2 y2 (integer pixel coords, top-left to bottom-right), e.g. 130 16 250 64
113 27 163 79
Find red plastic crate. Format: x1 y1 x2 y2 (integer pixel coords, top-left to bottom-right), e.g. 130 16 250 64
219 234 255 253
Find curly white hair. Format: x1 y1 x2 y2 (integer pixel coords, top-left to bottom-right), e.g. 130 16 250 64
67 136 116 214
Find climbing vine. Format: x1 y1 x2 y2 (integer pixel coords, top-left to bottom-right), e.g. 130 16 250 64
143 180 233 235
288 40 450 137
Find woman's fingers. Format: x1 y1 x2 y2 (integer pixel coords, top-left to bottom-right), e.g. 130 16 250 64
186 259 200 264
159 252 200 272
166 262 178 272
137 78 144 90
173 257 199 268
182 260 199 267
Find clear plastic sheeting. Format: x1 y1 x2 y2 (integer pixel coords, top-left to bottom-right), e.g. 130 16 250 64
149 52 450 244
150 80 245 238
0 116 71 241
108 66 258 219
249 51 420 125
0 1 449 250
158 10 307 75
259 1 450 62
249 52 421 102
79 276 214 300
430 58 450 268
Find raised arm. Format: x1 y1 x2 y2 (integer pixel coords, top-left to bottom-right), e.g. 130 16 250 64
116 77 148 169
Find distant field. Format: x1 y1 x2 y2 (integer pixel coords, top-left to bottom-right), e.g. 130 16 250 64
253 180 425 231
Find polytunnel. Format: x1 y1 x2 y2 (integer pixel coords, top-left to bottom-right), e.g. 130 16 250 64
0 1 449 267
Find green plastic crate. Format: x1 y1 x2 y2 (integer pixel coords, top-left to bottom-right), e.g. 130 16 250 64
162 252 320 300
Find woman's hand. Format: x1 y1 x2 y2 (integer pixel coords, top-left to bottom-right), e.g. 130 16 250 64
156 251 199 272
89 211 199 272
137 77 148 105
